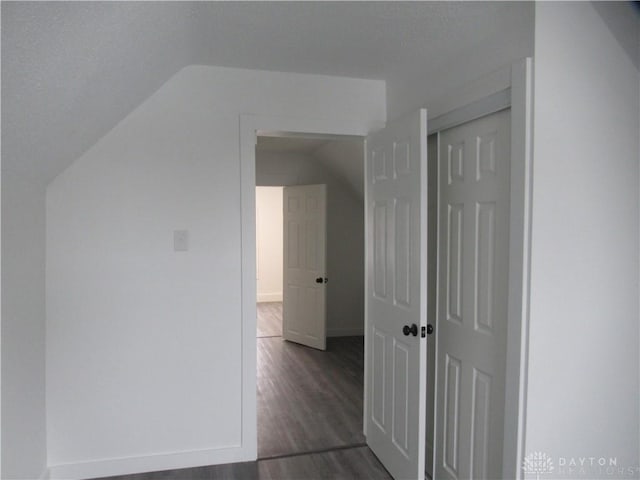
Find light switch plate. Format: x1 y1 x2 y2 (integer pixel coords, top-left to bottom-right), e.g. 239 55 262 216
174 230 189 252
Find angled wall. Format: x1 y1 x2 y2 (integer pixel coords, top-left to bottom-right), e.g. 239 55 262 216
46 65 384 479
385 2 534 121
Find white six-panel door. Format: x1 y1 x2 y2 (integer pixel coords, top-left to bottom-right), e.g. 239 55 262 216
435 109 511 480
365 110 428 480
283 184 327 351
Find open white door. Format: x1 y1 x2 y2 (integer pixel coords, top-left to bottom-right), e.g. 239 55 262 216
365 109 428 480
435 109 511 480
282 184 327 351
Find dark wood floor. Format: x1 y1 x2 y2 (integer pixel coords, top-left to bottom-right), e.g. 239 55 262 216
257 302 283 338
258 335 366 458
257 302 366 458
100 446 391 479
98 305 388 480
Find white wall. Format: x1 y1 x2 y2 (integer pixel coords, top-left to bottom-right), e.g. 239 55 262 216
385 2 534 121
1 170 47 480
526 2 639 476
46 65 384 478
313 140 364 199
256 151 365 337
256 187 283 303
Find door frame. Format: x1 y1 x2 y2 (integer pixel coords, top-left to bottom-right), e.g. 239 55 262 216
239 57 533 477
428 58 534 479
239 114 379 459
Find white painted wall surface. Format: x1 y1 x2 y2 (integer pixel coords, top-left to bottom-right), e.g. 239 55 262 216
313 140 364 198
527 3 639 476
1 170 47 480
385 3 534 121
256 151 365 337
256 187 283 303
46 65 384 478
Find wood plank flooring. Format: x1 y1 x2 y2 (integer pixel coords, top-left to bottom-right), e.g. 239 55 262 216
99 446 391 480
97 304 388 480
257 302 283 338
258 336 365 458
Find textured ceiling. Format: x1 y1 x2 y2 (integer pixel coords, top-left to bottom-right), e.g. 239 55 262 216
2 1 533 185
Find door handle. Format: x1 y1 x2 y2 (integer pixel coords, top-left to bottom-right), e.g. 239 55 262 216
402 324 418 337
315 277 328 284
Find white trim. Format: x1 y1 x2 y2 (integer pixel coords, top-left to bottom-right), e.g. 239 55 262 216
362 136 371 439
327 327 365 337
502 57 534 480
429 58 533 480
257 293 283 303
47 445 247 480
432 131 441 479
428 88 511 135
240 113 379 465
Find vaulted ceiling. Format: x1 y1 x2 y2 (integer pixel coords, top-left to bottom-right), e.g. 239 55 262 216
2 1 533 185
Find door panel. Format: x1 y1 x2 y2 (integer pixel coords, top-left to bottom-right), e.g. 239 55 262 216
435 109 511 480
365 109 428 480
283 184 327 351
443 353 461 478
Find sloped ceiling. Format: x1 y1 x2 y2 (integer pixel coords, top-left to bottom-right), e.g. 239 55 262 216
256 136 364 200
313 139 364 199
2 1 533 185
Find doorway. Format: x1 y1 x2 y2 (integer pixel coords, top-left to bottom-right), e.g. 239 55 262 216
253 133 370 460
255 185 284 339
241 59 532 479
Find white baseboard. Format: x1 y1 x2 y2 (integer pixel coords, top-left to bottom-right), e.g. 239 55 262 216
327 326 364 337
257 292 282 303
48 445 250 480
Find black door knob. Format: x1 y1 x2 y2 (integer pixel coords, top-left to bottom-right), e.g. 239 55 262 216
316 277 323 283
402 324 418 337
426 324 434 335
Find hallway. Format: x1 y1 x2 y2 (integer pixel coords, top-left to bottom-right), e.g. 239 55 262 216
258 333 366 458
256 302 368 458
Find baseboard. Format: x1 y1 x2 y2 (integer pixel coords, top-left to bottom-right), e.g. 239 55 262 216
48 445 250 480
257 292 282 303
40 466 50 480
327 327 364 337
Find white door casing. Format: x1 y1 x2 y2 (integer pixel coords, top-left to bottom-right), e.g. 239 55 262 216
365 109 428 480
282 184 327 351
435 108 511 480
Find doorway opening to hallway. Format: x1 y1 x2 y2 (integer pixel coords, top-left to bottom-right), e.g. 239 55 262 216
253 134 385 473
